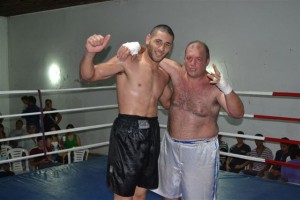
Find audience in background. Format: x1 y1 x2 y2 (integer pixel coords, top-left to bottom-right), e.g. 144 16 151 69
48 126 61 162
0 112 10 136
0 124 7 146
22 96 40 132
9 119 27 148
265 137 290 180
281 145 300 184
43 99 62 132
226 131 251 173
243 133 273 177
22 124 37 151
60 124 81 164
29 136 59 170
218 135 228 170
21 96 29 110
63 124 81 149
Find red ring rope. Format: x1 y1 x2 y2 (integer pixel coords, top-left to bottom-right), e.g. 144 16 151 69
253 114 300 123
272 92 300 97
265 159 300 169
264 137 300 145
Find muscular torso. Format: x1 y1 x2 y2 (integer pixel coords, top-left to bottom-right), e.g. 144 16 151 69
116 53 169 117
168 69 221 139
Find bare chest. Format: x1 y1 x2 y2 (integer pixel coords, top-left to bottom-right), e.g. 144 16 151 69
172 77 219 116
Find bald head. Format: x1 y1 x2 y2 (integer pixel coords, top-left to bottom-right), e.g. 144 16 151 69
185 40 210 60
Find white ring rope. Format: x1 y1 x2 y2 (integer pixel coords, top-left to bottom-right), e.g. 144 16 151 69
0 86 117 95
219 131 265 141
0 142 109 165
220 152 265 163
0 105 118 119
0 124 113 143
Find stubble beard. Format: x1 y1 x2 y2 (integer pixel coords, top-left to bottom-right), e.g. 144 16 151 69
147 44 166 63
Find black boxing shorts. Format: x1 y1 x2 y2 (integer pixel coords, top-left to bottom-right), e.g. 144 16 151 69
106 114 160 197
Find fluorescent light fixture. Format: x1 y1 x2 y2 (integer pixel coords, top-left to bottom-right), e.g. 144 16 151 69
48 63 61 85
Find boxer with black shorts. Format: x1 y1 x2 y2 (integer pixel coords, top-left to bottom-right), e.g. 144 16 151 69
80 25 174 200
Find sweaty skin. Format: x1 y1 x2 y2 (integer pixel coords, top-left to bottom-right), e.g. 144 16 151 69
80 31 173 118
160 43 244 140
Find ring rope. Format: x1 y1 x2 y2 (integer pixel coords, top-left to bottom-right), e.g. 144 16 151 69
0 124 113 144
0 105 119 119
221 152 300 169
0 142 109 165
219 131 300 145
0 86 117 95
1 87 299 98
220 112 300 123
236 91 300 98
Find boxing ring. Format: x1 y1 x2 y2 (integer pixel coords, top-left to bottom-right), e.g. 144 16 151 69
0 156 300 200
0 87 299 199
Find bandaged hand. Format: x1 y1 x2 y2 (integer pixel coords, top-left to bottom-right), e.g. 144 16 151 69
122 42 141 55
208 64 232 95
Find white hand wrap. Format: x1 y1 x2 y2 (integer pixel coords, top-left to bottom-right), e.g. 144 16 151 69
217 75 233 95
122 42 141 55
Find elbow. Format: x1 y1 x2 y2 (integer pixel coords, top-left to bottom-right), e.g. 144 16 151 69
229 108 245 119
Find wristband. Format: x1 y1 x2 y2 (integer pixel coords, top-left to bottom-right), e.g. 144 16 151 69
216 75 232 95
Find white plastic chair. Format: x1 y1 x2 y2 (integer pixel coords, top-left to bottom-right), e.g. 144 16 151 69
68 148 89 164
1 145 12 158
7 148 30 175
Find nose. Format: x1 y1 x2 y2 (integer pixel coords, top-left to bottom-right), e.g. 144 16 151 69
158 44 165 53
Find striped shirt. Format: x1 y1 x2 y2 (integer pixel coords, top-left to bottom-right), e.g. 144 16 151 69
249 146 273 171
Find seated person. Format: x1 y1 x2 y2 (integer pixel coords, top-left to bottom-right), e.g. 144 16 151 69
29 137 60 169
265 137 290 180
226 131 251 173
281 146 300 184
62 124 81 149
218 135 228 170
60 124 81 163
22 124 37 151
0 124 7 146
9 119 26 148
243 133 274 177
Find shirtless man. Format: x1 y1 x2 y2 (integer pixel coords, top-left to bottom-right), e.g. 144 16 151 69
79 24 174 200
155 41 244 200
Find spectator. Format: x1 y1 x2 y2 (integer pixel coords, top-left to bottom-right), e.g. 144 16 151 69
243 133 274 177
286 144 300 161
48 126 61 162
43 99 62 132
265 137 290 180
60 124 81 164
226 131 251 173
21 96 29 110
22 124 37 152
0 112 10 135
281 146 300 184
29 136 59 169
62 124 81 149
218 135 228 170
0 124 7 146
9 119 27 148
22 96 40 132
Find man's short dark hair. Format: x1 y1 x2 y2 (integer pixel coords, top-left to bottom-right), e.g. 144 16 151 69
255 133 263 137
150 24 174 40
237 131 244 135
